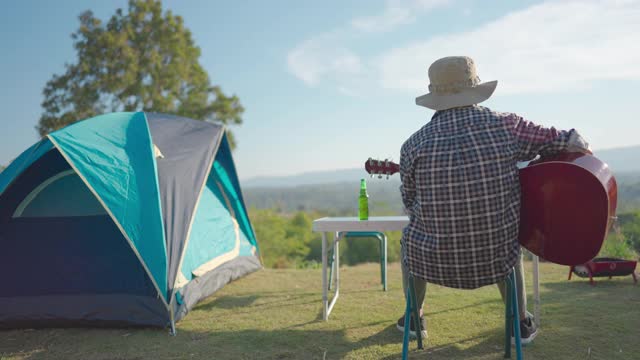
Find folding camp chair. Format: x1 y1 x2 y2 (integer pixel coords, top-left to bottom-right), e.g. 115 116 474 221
402 268 523 360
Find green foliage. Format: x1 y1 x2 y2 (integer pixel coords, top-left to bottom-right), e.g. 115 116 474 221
601 211 640 258
250 207 402 269
250 209 321 268
610 211 640 257
37 0 243 147
599 233 638 259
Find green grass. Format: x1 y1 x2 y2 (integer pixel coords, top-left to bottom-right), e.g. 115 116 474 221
1 261 639 360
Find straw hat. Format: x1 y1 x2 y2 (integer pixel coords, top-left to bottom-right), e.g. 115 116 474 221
415 56 497 111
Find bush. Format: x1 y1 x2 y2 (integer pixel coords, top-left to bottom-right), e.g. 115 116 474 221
615 212 640 254
250 208 404 269
250 208 324 268
598 233 638 259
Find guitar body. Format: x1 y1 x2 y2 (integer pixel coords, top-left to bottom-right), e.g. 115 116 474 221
518 153 618 266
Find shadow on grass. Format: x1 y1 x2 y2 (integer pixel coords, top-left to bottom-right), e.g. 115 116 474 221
202 294 260 309
379 332 509 360
541 274 639 303
195 287 392 316
0 327 395 360
194 292 321 316
427 298 498 317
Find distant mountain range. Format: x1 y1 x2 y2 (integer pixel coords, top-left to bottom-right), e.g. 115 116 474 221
242 168 367 188
241 145 640 188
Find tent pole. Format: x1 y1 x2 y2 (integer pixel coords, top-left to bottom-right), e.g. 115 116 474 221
169 321 177 336
169 302 177 336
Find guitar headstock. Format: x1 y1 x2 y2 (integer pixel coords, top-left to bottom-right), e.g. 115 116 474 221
364 158 400 179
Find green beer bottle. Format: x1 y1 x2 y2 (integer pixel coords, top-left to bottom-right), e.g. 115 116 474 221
358 178 369 220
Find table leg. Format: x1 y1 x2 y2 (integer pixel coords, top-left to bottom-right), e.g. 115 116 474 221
322 232 328 321
334 231 340 297
533 254 540 327
326 232 343 319
383 234 388 291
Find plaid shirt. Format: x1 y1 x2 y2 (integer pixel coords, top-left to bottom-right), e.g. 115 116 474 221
400 105 589 289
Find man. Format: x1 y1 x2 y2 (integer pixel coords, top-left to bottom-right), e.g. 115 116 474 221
397 56 591 344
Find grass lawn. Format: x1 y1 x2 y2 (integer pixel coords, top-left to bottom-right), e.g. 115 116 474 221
1 261 639 360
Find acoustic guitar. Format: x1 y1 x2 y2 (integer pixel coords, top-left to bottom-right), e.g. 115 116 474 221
364 153 618 266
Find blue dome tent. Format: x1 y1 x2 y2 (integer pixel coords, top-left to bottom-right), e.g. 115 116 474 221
0 112 261 332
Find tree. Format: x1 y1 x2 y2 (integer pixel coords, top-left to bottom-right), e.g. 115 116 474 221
38 0 244 148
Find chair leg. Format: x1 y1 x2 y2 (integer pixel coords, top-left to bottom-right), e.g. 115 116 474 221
402 281 412 360
409 274 424 350
402 273 424 359
504 269 523 360
510 270 523 360
504 275 512 359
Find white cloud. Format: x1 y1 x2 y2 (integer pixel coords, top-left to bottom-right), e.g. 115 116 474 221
378 0 640 95
287 0 450 87
287 31 364 86
352 0 451 33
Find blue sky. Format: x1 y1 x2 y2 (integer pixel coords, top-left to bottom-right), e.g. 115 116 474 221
1 0 639 179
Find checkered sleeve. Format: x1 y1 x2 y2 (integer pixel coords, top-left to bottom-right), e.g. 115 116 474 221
503 113 590 161
399 140 416 215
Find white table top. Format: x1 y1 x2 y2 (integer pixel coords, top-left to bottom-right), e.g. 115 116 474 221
312 216 409 232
